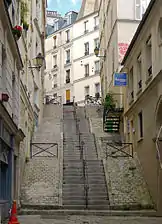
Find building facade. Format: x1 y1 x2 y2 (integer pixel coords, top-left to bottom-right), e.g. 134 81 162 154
45 0 101 105
99 0 151 100
0 0 24 219
45 11 78 104
0 0 46 219
122 0 162 213
73 1 101 105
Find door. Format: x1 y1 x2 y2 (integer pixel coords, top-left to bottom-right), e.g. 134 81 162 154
66 89 70 103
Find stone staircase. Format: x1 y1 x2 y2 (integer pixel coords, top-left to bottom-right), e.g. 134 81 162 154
62 105 109 210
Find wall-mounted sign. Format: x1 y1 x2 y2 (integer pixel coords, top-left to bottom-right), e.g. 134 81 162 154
114 73 127 86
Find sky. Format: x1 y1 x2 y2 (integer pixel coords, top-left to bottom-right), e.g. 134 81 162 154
47 0 82 16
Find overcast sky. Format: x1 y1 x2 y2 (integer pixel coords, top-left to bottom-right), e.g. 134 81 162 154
47 0 82 16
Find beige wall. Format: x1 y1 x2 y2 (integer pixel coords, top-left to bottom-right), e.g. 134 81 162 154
123 0 162 213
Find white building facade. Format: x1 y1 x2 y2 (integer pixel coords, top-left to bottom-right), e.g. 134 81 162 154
73 12 100 105
99 0 151 99
45 0 101 105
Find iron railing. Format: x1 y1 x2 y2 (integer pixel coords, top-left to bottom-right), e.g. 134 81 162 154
84 95 101 106
105 142 133 159
30 142 58 158
44 95 62 105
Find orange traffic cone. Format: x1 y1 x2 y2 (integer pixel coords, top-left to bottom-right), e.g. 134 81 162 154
8 200 19 224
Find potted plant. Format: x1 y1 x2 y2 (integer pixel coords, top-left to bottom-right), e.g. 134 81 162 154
104 92 115 111
12 25 22 40
23 21 29 31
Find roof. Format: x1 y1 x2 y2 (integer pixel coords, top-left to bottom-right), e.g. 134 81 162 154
77 0 100 20
121 0 156 65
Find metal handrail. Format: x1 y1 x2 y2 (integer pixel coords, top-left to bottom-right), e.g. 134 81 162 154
155 125 162 169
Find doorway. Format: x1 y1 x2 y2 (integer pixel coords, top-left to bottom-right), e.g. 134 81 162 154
66 89 70 104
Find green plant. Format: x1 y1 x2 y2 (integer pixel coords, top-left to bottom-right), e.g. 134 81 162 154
104 92 115 110
21 1 28 24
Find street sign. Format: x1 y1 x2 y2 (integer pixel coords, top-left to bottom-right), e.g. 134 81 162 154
114 73 127 86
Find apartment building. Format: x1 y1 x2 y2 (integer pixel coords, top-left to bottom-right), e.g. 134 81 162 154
45 0 101 105
73 0 101 105
99 0 151 100
0 0 46 219
45 11 78 104
122 0 162 213
0 0 24 219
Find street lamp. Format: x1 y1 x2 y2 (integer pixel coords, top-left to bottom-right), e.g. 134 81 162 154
29 53 44 70
94 47 106 59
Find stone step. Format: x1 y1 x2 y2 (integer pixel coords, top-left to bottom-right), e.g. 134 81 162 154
63 200 85 205
63 179 84 184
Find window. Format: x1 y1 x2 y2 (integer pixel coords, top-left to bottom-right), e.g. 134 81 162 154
146 35 152 78
84 86 90 96
34 85 39 106
94 16 99 29
137 53 142 89
66 50 70 63
138 111 143 138
53 84 57 88
53 55 57 67
66 69 70 83
94 61 100 73
94 38 99 48
53 36 57 48
84 21 88 33
84 42 89 55
158 18 162 42
66 30 70 42
84 64 89 77
135 0 151 20
129 67 134 101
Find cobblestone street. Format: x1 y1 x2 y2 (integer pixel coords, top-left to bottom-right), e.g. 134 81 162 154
18 215 162 224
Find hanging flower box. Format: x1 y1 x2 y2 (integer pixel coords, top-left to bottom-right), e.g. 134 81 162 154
12 25 22 40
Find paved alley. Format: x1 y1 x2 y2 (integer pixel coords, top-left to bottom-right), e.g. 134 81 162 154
18 215 162 224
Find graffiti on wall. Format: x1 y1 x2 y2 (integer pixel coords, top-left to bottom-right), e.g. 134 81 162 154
118 43 129 63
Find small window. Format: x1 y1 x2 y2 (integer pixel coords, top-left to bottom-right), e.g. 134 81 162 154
94 16 99 29
158 18 162 42
84 64 89 77
129 67 134 101
137 53 142 89
94 61 100 73
53 55 57 67
53 93 57 98
146 35 152 77
84 42 89 55
138 111 143 138
66 30 70 42
53 36 57 48
84 21 88 33
66 69 70 83
94 38 99 48
66 50 70 63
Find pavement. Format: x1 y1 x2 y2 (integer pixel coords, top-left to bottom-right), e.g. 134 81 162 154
18 215 162 224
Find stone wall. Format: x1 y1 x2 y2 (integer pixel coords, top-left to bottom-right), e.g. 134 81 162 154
21 105 63 207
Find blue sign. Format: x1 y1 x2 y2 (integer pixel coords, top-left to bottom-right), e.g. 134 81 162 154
114 73 127 86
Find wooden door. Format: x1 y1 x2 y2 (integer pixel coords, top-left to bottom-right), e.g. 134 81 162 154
66 89 70 103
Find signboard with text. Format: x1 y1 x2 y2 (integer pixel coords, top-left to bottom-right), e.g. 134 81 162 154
114 73 127 86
